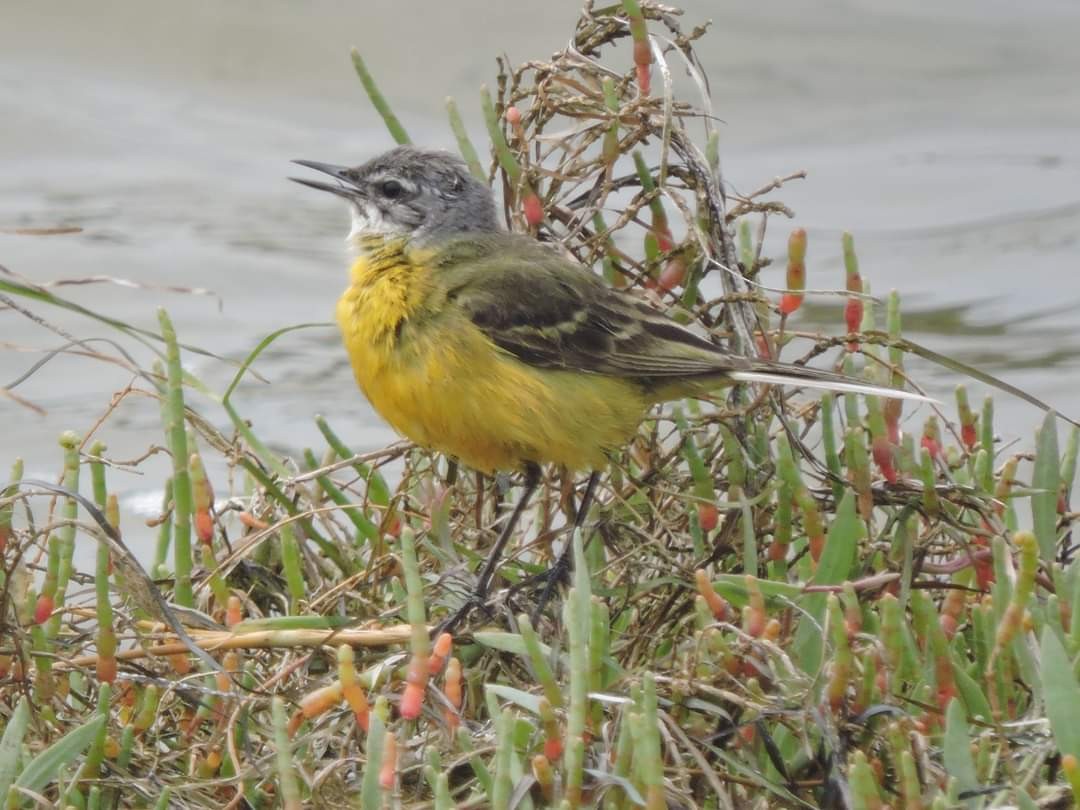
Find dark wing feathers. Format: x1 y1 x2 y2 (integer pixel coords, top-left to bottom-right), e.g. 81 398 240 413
431 235 936 404
439 233 743 384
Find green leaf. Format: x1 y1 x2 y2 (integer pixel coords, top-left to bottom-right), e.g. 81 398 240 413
943 698 979 804
583 769 646 804
711 575 802 608
484 684 544 715
792 491 863 675
0 697 29 799
350 48 411 145
951 658 992 723
14 714 105 795
221 322 332 479
232 615 357 633
708 736 802 805
474 631 550 658
0 273 219 362
445 96 486 181
1012 626 1043 705
1061 426 1080 495
1032 411 1061 563
889 335 1079 430
1041 627 1080 759
813 491 862 584
359 713 386 810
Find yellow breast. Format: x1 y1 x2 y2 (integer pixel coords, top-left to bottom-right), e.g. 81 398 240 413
335 243 648 472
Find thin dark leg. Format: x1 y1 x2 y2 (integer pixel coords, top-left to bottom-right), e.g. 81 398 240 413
474 462 542 598
532 470 600 622
439 462 542 634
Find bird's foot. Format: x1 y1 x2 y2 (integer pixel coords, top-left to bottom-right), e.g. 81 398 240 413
531 553 573 623
433 588 498 638
504 552 573 625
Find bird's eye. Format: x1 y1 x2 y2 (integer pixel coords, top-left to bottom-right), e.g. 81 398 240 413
379 179 405 199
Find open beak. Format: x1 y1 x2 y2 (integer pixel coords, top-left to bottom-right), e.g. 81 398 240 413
289 160 363 200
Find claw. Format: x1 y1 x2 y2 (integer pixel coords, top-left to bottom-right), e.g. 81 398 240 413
530 556 573 624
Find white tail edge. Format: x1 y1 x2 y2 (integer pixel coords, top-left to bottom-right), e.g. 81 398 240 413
728 370 936 404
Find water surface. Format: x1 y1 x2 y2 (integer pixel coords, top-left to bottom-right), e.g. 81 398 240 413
2 0 1078 555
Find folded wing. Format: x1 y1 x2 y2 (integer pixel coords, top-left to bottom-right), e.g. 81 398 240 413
438 234 930 403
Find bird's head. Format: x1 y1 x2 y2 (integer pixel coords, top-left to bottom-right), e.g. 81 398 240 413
292 146 498 250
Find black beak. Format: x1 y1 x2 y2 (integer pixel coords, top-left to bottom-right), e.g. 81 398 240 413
289 160 363 199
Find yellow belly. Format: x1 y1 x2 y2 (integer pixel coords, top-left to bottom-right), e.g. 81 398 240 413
337 276 646 472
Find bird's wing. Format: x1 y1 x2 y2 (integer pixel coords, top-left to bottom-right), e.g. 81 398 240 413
435 234 933 403
435 234 743 380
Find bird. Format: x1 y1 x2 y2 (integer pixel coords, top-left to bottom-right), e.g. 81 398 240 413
292 145 929 625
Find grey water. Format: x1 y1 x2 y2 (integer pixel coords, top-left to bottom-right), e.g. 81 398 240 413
2 0 1078 559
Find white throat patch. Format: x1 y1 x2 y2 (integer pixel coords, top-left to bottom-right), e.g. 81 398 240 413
346 204 381 250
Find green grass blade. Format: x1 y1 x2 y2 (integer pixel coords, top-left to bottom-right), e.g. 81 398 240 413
480 85 521 183
813 490 862 584
792 491 862 676
14 714 105 795
0 272 227 365
1041 627 1080 760
0 697 29 799
473 631 537 657
1032 410 1061 562
351 48 411 145
710 574 802 608
492 707 514 810
484 684 543 715
360 712 386 810
951 658 992 723
445 96 486 180
943 698 979 804
220 323 331 479
888 334 1079 429
271 696 301 808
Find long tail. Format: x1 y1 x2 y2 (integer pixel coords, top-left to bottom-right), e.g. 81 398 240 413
728 363 934 404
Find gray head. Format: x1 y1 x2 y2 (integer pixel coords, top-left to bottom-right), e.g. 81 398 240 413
291 146 498 248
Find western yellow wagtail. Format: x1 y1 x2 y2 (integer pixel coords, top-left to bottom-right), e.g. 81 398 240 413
293 146 927 624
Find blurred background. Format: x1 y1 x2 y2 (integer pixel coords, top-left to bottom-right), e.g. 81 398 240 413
2 0 1078 551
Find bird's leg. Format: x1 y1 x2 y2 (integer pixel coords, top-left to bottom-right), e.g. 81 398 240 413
531 470 599 622
474 462 542 598
438 462 542 634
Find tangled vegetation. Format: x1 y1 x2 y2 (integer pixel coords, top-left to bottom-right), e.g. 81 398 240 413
2 1 1079 808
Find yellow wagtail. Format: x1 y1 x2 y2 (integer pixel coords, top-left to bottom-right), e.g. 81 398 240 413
293 146 928 623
